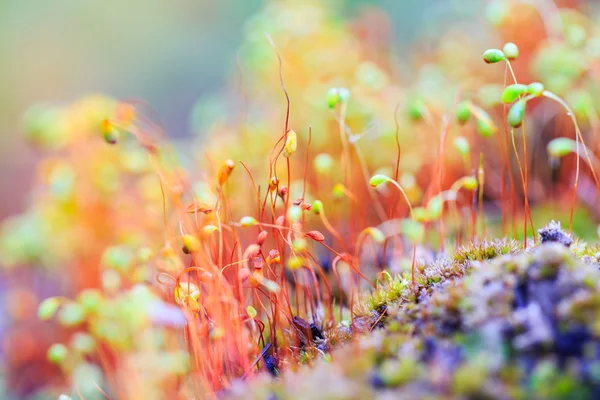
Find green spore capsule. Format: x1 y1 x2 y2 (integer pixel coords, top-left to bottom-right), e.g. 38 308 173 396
338 87 350 102
369 174 390 187
454 136 470 156
313 153 334 175
475 109 496 137
503 42 519 60
501 84 528 104
527 82 545 96
38 297 60 321
311 200 323 215
326 88 339 109
508 99 527 128
456 101 471 125
547 137 575 158
408 99 427 121
240 216 258 228
482 49 506 64
47 343 68 364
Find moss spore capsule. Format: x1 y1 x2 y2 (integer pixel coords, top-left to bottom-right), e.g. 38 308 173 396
240 216 258 227
501 84 528 104
482 49 506 64
456 101 471 125
101 119 119 144
527 82 545 96
508 99 527 128
503 42 519 60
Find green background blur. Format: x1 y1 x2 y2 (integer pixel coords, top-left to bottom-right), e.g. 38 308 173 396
0 0 485 219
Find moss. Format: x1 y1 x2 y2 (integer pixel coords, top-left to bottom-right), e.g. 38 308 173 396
233 224 600 399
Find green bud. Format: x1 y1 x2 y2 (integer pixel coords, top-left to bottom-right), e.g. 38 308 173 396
501 84 528 104
400 219 425 243
454 136 470 156
508 99 527 128
57 302 86 327
47 343 68 364
502 42 519 60
38 297 61 321
369 174 390 187
527 82 544 96
456 101 471 125
312 200 323 215
240 216 258 228
547 137 575 158
287 205 302 223
408 99 427 121
326 88 339 109
313 153 334 175
482 49 506 64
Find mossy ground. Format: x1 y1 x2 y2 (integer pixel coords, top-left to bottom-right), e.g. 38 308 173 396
226 223 600 399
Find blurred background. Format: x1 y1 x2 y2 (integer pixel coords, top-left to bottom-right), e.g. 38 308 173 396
0 0 489 221
3 0 600 398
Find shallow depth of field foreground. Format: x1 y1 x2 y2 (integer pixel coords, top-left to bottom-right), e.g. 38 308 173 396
5 0 600 399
